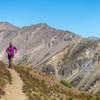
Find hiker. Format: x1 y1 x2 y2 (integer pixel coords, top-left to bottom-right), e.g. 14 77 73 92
6 42 17 68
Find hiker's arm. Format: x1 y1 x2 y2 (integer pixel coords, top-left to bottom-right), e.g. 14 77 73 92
6 48 9 54
6 48 11 55
14 47 17 53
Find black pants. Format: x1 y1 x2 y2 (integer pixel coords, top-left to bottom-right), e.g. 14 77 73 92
8 55 14 68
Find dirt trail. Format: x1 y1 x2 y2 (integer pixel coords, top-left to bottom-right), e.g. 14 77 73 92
0 69 28 100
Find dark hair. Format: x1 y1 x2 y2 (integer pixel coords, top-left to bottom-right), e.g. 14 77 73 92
9 42 12 47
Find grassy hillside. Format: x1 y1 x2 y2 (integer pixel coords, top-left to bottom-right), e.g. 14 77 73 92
0 61 12 98
15 65 100 100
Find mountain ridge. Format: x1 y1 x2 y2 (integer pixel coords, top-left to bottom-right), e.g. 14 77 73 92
0 22 19 31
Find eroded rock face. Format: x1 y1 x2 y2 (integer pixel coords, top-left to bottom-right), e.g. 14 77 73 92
42 64 55 75
39 39 100 93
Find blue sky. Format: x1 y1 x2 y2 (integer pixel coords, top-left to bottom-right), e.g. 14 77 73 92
0 0 100 38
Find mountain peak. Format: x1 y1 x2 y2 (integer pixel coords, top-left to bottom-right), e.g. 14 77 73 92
33 23 50 28
0 22 19 31
87 36 100 40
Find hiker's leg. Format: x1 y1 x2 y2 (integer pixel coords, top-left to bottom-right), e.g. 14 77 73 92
8 55 11 68
9 59 11 68
10 58 14 69
8 59 10 68
8 55 14 69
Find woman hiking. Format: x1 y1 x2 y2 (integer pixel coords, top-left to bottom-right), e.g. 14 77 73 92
6 42 17 69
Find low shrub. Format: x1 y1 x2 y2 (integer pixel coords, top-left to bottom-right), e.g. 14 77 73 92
60 80 72 88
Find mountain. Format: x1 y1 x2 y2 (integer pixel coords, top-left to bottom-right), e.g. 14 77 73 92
0 23 82 68
0 22 19 31
0 22 100 94
87 36 100 40
0 22 19 48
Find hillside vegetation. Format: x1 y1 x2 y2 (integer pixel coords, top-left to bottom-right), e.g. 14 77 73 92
15 65 100 100
0 61 12 97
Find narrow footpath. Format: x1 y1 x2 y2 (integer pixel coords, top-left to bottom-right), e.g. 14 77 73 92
0 69 28 100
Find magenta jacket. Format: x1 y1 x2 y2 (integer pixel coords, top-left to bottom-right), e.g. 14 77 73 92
6 46 17 56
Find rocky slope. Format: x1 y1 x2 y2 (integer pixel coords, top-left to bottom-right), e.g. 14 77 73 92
0 22 19 47
0 22 18 31
39 39 100 94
